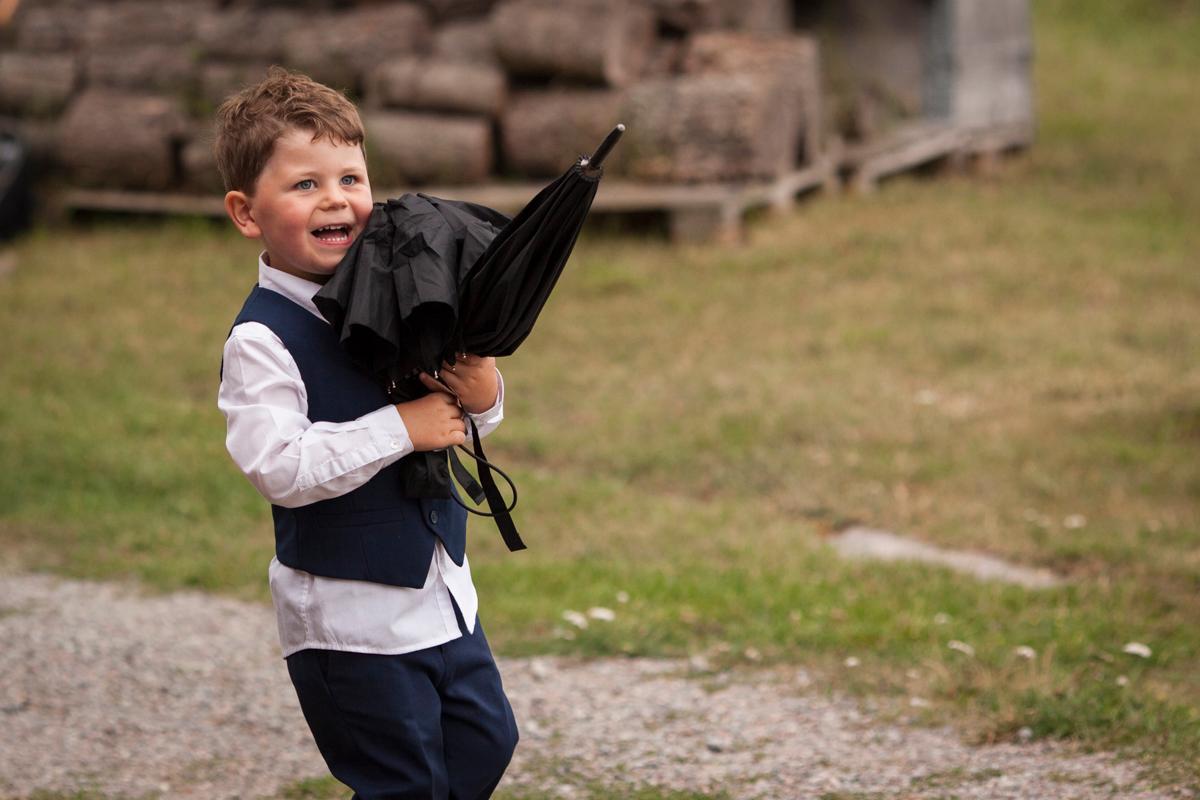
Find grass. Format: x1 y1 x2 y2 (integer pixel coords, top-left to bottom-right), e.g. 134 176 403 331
2 0 1199 791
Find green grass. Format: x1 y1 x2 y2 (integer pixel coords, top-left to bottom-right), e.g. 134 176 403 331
275 777 344 800
2 0 1200 789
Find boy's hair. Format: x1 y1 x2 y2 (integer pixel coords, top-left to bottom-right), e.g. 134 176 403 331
213 66 365 194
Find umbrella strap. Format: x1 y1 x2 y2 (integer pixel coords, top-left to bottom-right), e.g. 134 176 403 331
447 446 486 504
447 416 527 552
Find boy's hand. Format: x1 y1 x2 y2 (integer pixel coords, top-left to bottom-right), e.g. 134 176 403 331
424 354 498 415
395 391 467 451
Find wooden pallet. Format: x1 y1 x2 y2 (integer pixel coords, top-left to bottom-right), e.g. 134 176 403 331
959 121 1035 174
57 118 1035 242
57 157 838 244
842 120 970 194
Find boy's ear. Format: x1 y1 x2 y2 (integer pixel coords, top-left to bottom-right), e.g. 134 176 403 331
224 190 262 239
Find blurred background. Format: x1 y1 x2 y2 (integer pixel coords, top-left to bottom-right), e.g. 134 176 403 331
0 0 1197 795
0 0 1031 239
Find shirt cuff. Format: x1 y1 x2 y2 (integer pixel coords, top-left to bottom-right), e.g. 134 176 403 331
364 403 413 459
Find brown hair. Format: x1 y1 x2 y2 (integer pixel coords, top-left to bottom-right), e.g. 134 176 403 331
213 66 365 194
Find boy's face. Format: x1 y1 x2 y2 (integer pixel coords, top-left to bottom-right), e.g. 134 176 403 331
225 127 373 285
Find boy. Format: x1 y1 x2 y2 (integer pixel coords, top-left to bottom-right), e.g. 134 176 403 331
215 67 518 799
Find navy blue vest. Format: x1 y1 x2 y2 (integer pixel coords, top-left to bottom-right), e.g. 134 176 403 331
225 285 467 589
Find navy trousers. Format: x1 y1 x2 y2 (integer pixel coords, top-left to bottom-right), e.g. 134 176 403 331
286 600 519 800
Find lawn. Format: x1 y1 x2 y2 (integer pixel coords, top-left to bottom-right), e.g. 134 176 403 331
2 0 1198 788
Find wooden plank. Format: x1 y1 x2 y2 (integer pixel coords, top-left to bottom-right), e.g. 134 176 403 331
762 158 840 213
59 189 226 217
843 121 968 193
842 120 957 164
662 157 836 241
961 121 1035 154
59 159 839 243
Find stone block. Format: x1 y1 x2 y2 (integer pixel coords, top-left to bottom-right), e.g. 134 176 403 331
85 46 198 97
366 57 506 116
364 111 492 185
58 90 189 190
284 4 432 95
0 52 78 117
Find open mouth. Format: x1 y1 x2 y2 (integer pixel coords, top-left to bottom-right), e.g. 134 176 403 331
311 224 352 245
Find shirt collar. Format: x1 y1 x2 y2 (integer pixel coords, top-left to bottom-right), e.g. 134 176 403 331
257 252 326 322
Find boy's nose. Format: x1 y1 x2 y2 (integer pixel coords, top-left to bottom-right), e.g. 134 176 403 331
320 187 349 209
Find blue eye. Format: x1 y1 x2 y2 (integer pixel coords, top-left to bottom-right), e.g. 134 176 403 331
296 179 315 190
341 175 357 186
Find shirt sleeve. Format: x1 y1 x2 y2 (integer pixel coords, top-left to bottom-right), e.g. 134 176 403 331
218 322 414 508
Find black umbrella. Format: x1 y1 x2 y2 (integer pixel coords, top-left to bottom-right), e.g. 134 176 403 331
451 123 625 360
313 124 626 550
312 191 509 390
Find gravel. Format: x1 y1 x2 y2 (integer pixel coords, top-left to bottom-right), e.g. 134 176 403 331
0 572 1192 799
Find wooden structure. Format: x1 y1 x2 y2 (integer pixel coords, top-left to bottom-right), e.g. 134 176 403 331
4 0 1034 242
59 154 838 244
818 0 1034 192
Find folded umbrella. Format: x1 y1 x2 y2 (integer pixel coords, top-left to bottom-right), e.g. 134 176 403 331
313 192 509 392
313 124 626 549
452 124 624 360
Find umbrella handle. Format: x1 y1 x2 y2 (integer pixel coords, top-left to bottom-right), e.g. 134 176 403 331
449 441 519 517
580 123 625 175
429 371 521 520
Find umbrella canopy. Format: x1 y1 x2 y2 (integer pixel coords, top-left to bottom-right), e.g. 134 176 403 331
312 192 510 395
452 128 622 359
455 125 624 362
314 124 624 382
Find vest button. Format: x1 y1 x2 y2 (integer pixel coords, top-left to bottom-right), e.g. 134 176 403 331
429 510 439 525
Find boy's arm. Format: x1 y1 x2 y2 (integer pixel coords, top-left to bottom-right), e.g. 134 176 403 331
457 369 505 440
219 324 505 508
219 323 412 507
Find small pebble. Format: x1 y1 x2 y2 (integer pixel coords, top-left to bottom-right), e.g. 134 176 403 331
586 606 615 622
562 610 589 629
947 640 975 657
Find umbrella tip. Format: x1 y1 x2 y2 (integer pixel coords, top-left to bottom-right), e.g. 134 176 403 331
616 123 626 132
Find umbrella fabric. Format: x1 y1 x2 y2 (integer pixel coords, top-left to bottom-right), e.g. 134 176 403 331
452 161 600 359
313 193 509 390
316 126 621 382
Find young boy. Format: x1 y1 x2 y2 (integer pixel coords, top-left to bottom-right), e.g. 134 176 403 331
215 67 518 799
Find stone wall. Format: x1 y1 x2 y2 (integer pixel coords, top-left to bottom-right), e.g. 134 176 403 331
0 0 1032 194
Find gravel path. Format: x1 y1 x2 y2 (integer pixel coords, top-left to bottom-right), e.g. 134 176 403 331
0 573 1190 800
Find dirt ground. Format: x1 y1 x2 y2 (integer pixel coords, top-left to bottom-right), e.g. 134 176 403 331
0 572 1190 800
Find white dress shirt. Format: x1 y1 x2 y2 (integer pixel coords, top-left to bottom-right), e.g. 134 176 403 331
218 254 505 659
